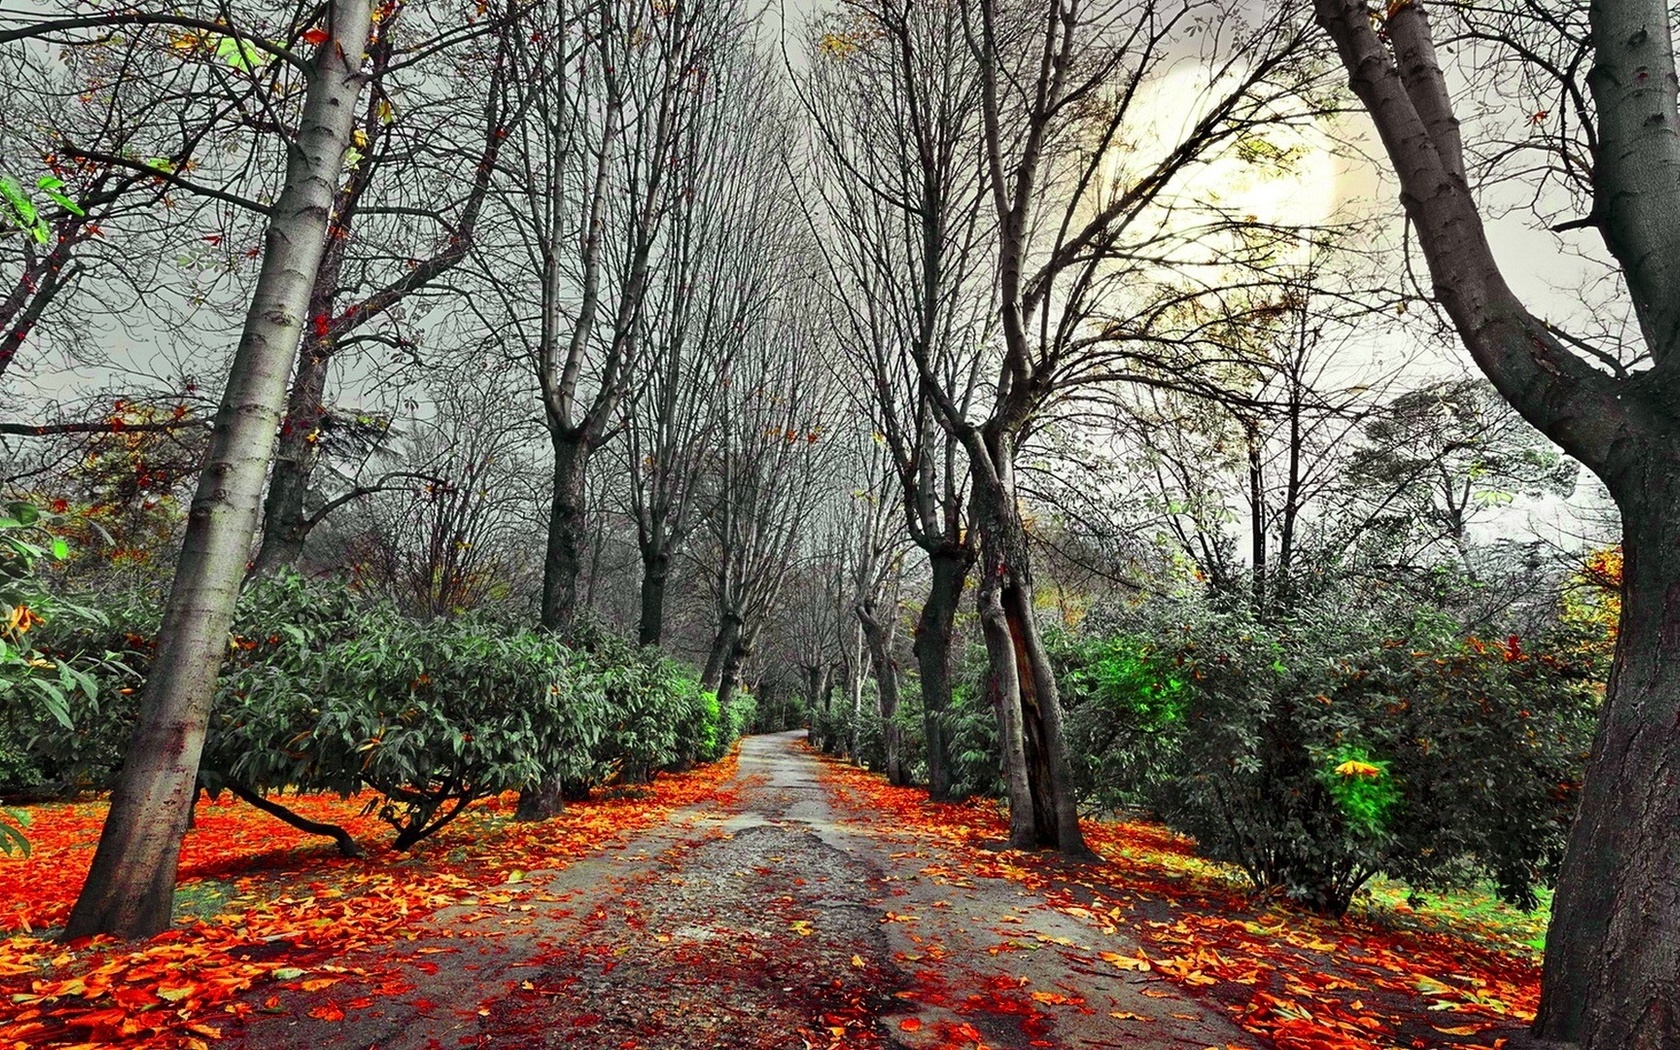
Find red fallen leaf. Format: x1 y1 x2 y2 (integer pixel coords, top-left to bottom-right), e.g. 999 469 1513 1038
898 1017 923 1032
412 997 439 1013
308 1002 345 1022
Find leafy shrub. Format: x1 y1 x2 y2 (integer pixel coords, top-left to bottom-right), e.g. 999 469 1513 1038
718 686 757 754
210 598 610 848
11 570 744 848
945 676 1002 800
0 505 140 801
1080 598 1598 915
1052 630 1186 811
585 637 715 781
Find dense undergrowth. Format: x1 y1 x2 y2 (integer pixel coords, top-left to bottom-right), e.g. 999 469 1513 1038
814 590 1601 919
2 572 755 852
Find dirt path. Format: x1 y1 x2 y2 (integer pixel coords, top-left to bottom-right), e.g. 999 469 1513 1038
237 732 1250 1050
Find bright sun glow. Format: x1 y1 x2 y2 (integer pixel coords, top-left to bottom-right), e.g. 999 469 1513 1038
1107 64 1341 233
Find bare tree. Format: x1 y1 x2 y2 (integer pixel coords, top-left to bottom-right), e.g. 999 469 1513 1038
698 280 842 715
844 439 915 784
622 43 791 646
335 373 540 619
253 2 519 572
479 0 750 634
1312 0 1680 1043
933 0 1324 853
0 0 379 939
799 0 991 799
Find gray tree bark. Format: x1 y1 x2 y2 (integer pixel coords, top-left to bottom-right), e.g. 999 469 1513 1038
913 544 970 799
65 1 374 939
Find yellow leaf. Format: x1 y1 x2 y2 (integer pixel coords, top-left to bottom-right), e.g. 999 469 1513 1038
1334 760 1383 778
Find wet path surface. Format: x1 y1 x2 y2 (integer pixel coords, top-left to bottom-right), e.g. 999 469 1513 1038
238 732 1248 1049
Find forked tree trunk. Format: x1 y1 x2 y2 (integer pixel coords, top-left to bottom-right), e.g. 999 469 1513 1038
914 545 969 800
1537 470 1680 1047
969 435 1089 855
65 2 374 940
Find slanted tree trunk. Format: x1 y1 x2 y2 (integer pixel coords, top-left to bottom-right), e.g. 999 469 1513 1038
1313 0 1680 1044
65 1 374 940
914 544 969 800
542 430 590 632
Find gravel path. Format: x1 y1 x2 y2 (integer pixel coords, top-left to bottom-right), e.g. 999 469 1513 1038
236 732 1251 1049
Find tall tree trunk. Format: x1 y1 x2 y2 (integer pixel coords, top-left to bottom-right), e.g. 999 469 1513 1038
859 604 905 786
253 345 331 573
638 546 670 646
542 429 589 632
1312 2 1680 1042
970 433 1090 856
1537 470 1680 1047
702 612 742 692
914 544 969 800
519 434 593 822
64 2 373 940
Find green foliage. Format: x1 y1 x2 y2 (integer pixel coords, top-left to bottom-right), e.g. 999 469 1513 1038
0 806 29 857
717 686 757 755
1321 748 1397 835
10 572 745 847
946 678 1002 799
206 581 610 846
0 506 140 802
1051 630 1186 810
1076 597 1598 914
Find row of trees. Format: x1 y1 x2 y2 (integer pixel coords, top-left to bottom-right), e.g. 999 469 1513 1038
1 0 1674 1045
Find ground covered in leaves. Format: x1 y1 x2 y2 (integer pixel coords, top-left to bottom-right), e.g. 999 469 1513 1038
816 751 1543 1050
1 733 1547 1050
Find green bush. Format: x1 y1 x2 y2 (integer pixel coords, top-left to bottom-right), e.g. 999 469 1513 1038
208 595 609 848
0 506 141 802
11 572 742 848
1079 598 1597 915
1052 630 1186 811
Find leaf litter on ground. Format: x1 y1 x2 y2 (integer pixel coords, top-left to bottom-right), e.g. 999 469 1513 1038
0 754 741 1049
811 747 1540 1050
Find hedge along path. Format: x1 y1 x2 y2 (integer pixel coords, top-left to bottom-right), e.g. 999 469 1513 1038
814 749 1545 1050
0 753 742 1049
